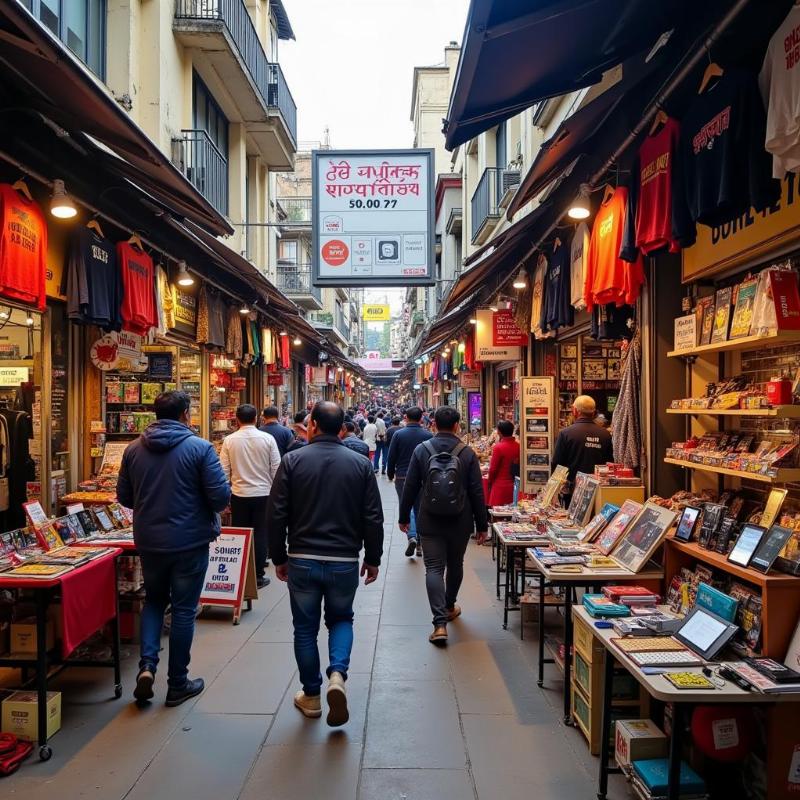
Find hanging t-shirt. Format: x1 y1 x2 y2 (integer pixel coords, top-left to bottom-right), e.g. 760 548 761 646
584 187 644 310
117 241 157 336
540 240 573 333
674 68 780 247
760 6 800 178
570 223 589 310
0 184 46 311
530 252 547 337
280 333 291 368
621 117 682 259
207 291 226 349
66 226 122 331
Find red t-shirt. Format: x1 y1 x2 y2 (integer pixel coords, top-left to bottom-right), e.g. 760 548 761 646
634 117 681 254
117 241 157 335
584 187 644 310
0 184 47 310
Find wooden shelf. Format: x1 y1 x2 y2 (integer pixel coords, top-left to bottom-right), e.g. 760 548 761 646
665 537 800 588
666 406 800 418
663 457 800 484
667 329 800 358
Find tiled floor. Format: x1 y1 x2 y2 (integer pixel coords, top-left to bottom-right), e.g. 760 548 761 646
3 478 629 799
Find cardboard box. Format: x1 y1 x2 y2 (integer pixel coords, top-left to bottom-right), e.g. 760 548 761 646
1 691 61 741
10 619 54 654
615 719 667 769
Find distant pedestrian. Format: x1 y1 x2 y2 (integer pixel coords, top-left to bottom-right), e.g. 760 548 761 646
340 420 370 458
399 407 488 644
385 416 401 447
287 411 309 452
363 415 378 466
118 391 230 707
260 405 295 457
387 406 432 558
487 420 520 507
220 404 281 589
268 402 384 726
374 413 388 474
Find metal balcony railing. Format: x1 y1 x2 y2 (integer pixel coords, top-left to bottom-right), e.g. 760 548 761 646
275 264 321 303
174 0 297 146
278 197 312 223
171 129 228 215
471 166 502 243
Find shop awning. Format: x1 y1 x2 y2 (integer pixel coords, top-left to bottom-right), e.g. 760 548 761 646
444 0 692 150
0 2 233 236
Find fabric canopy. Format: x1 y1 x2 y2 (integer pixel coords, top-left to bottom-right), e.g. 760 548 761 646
444 0 693 150
0 2 233 236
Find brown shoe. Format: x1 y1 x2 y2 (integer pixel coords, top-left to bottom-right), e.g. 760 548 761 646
326 671 349 727
294 691 322 718
429 625 448 644
446 605 462 622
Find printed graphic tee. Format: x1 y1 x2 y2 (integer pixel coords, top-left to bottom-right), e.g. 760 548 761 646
0 184 46 310
570 223 590 310
67 226 122 330
117 241 157 336
540 240 573 333
760 6 800 178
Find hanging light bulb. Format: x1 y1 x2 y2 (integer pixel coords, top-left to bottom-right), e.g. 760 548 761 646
568 183 591 220
26 314 34 326
293 336 302 346
469 317 477 325
176 260 195 287
239 300 250 314
279 330 288 336
50 179 77 219
513 268 527 290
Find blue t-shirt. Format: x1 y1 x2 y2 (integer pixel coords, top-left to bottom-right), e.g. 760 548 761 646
540 241 573 333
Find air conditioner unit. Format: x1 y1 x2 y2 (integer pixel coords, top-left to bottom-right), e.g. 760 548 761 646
498 169 521 208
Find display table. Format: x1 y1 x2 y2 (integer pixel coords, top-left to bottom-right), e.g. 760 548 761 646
571 606 800 800
494 526 549 632
0 549 123 760
59 491 117 506
487 507 514 562
527 551 663 724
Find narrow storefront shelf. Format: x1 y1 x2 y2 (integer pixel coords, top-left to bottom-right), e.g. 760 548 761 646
665 406 800 417
663 457 800 484
667 329 800 358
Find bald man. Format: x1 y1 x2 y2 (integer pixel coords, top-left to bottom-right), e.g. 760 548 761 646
551 395 613 495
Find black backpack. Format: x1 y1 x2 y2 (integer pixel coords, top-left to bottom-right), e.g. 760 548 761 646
420 440 467 516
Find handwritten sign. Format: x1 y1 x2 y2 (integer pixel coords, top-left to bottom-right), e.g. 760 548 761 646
200 528 253 621
673 314 697 352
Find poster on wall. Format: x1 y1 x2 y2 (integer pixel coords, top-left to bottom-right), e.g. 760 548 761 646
312 149 435 287
493 310 528 346
520 376 556 496
475 308 521 361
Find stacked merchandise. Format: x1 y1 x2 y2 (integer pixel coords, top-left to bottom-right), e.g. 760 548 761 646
630 759 707 800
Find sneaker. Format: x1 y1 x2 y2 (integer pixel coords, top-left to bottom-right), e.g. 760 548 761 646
257 576 271 589
294 691 322 719
405 538 418 557
429 626 448 645
133 667 155 704
165 677 204 707
326 671 349 727
446 604 462 622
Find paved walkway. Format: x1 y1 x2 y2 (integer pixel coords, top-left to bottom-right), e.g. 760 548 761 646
4 478 627 799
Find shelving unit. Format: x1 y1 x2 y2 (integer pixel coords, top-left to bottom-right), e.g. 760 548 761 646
667 329 800 358
663 457 800 484
666 406 800 418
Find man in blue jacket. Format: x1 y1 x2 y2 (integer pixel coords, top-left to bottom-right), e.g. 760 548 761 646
118 391 230 708
387 406 432 558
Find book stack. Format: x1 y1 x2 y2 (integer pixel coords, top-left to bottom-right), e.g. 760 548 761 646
604 585 660 615
630 758 707 800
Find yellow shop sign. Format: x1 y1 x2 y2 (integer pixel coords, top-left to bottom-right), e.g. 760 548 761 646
362 304 390 321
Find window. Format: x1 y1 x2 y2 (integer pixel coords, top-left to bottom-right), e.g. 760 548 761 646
278 240 297 264
23 0 106 78
192 72 229 158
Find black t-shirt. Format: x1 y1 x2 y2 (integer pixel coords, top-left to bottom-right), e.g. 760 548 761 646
551 418 613 482
66 226 122 330
540 240 574 333
591 303 635 340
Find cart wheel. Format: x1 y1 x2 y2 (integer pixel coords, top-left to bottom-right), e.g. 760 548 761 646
114 684 123 699
39 745 52 762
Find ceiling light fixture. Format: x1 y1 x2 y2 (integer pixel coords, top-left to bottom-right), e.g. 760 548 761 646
293 336 302 346
568 182 591 220
239 302 250 314
176 260 195 287
512 268 527 290
50 178 77 219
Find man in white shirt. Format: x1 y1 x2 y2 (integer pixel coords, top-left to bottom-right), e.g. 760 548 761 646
220 404 281 589
374 412 388 475
362 415 378 472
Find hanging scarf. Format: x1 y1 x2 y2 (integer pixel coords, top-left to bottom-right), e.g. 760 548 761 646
612 327 642 470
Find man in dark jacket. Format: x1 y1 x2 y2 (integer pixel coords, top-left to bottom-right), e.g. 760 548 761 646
268 401 383 727
387 406 432 558
117 391 230 707
260 405 295 457
399 406 488 645
340 421 370 458
385 416 401 446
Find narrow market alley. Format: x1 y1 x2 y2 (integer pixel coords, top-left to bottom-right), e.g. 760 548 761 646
6 478 624 800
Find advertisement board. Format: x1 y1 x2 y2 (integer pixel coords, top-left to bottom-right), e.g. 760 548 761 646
362 304 391 321
493 310 528 346
475 309 521 361
520 376 556 495
312 149 435 287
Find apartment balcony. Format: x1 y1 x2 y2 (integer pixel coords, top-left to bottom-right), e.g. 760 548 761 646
275 263 322 310
174 0 297 169
471 167 502 245
410 309 425 335
171 129 228 216
310 309 349 347
446 206 462 236
278 197 311 225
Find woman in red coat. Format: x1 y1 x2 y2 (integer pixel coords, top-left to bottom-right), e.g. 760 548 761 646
487 420 520 507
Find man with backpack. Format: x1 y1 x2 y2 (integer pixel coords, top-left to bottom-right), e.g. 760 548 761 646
399 406 488 644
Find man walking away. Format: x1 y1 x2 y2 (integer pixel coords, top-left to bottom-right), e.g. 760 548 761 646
363 415 378 467
340 420 370 458
287 411 309 452
385 416 401 447
118 391 230 706
260 405 294 457
399 406 487 645
387 406 431 558
268 402 383 727
220 404 281 589
374 412 388 475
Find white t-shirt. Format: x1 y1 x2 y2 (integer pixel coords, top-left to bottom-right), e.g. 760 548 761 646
760 6 800 179
219 425 281 497
363 423 378 449
570 222 590 310
376 417 387 438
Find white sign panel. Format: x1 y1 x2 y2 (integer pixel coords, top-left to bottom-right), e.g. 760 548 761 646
201 530 249 604
521 376 556 495
0 366 29 385
312 149 435 287
475 308 521 362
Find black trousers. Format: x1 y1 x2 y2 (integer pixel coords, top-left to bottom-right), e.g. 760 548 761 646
421 533 470 627
230 494 269 579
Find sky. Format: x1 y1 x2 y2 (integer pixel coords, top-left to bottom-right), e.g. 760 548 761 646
279 0 471 314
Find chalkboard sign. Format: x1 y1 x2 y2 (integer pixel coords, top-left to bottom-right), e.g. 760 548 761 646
147 352 173 379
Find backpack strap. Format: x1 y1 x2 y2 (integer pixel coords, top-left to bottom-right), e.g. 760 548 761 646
422 439 438 459
451 442 467 459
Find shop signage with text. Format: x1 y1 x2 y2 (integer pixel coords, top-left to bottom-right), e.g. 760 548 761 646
492 310 528 346
0 366 29 385
267 373 284 386
362 304 390 321
475 309 521 362
459 371 480 390
673 314 697 351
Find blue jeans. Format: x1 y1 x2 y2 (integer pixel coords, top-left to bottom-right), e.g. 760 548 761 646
394 477 420 542
139 545 209 689
288 558 359 696
373 440 388 472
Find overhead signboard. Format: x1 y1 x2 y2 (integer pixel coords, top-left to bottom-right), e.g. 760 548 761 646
362 304 391 321
312 149 435 287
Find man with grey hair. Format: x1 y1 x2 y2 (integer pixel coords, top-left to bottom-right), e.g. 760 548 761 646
551 394 613 503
